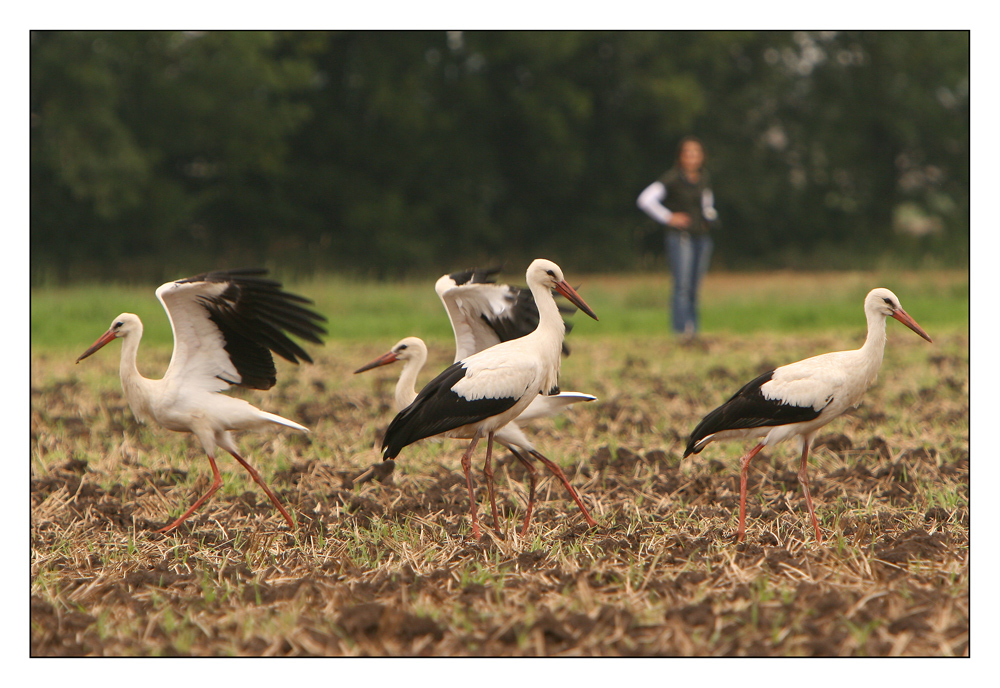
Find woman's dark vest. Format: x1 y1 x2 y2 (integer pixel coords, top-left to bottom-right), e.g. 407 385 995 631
658 168 711 234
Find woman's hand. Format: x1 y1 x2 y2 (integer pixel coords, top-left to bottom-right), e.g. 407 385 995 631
668 212 691 229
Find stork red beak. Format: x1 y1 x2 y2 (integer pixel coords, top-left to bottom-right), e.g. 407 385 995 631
554 281 599 321
76 329 118 363
354 351 400 374
892 308 933 343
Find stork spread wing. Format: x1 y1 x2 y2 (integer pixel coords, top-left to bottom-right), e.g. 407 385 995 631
156 268 326 391
440 282 520 361
437 271 575 361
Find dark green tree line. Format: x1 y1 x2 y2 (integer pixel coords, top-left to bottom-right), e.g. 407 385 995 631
30 30 968 283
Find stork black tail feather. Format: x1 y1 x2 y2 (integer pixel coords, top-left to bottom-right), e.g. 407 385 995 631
684 412 719 457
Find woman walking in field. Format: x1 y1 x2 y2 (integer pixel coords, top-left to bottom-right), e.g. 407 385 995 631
637 136 718 340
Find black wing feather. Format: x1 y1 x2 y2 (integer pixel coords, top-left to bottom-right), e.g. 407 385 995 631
381 362 520 460
183 268 327 390
683 370 825 457
448 266 502 286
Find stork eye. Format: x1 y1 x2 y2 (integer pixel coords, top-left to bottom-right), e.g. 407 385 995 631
114 321 124 329
397 344 408 351
546 269 556 278
882 297 894 307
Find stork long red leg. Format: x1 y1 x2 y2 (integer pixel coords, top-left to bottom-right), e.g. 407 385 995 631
508 447 538 536
529 450 597 527
226 450 295 529
737 443 766 543
797 442 823 543
460 434 483 540
482 432 505 538
157 454 224 534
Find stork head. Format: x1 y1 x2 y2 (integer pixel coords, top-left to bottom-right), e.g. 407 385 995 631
354 336 428 374
526 259 599 321
76 313 143 363
866 288 932 343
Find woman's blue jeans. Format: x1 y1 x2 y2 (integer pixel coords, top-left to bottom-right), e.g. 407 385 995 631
666 231 713 335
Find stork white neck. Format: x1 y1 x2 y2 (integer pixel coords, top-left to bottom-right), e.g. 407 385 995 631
521 263 571 394
116 318 157 424
861 302 888 357
856 287 921 392
851 306 887 393
395 339 427 410
527 276 567 337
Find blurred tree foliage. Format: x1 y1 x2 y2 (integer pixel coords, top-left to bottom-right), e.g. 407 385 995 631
30 30 968 283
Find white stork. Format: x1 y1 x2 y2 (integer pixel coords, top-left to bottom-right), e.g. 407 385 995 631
354 336 597 535
76 268 326 533
684 288 932 544
376 259 599 539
